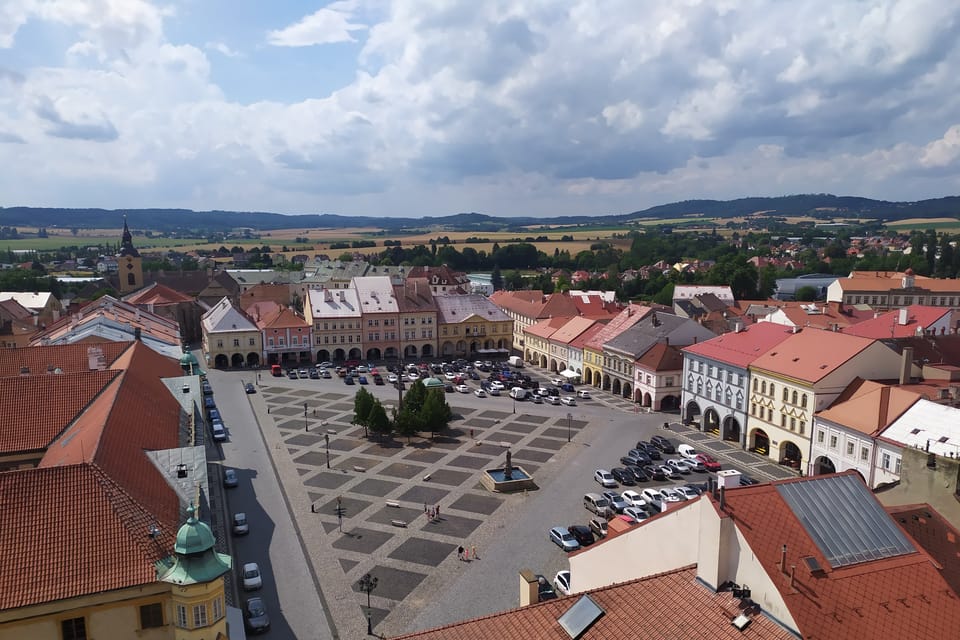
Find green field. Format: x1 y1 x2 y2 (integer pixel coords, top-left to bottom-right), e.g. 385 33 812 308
2 236 208 252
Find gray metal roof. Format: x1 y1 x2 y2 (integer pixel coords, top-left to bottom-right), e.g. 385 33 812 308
775 473 916 568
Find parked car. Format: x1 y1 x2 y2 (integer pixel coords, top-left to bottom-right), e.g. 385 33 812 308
684 483 707 496
650 435 676 453
637 441 662 459
660 487 685 503
560 396 577 406
211 420 226 442
642 464 667 481
536 574 557 601
546 395 561 405
658 464 678 479
474 388 486 398
627 448 652 465
408 371 421 381
357 375 368 385
611 467 636 486
625 465 649 482
679 458 706 473
676 486 701 500
602 490 628 513
554 570 572 596
244 597 271 634
641 487 665 505
567 524 595 547
549 526 581 552
531 394 543 404
308 368 320 379
620 454 645 468
677 444 698 459
223 468 238 488
244 382 256 394
488 387 501 396
739 473 761 486
388 373 398 383
344 376 355 385
444 384 455 393
594 469 617 488
317 361 333 369
695 453 721 471
577 389 591 399
583 493 614 518
203 396 216 410
319 368 331 378
455 383 469 393
623 506 650 522
297 368 309 378
666 458 692 475
242 562 263 590
373 374 384 385
232 512 249 535
588 518 608 539
621 490 647 509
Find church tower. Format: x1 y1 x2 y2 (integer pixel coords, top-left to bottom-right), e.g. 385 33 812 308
118 216 143 293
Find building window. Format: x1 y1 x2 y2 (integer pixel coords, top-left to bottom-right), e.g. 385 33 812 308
769 383 775 397
140 603 164 629
751 403 756 416
249 338 255 346
801 394 808 408
790 417 796 430
860 447 869 461
781 414 786 427
193 604 208 627
817 430 825 444
895 457 902 474
799 421 805 434
752 378 757 391
846 442 855 456
213 596 224 621
176 604 188 628
665 377 674 386
829 435 838 449
216 340 223 348
882 452 891 469
278 337 285 346
62 617 87 640
761 381 766 395
782 388 788 402
792 390 798 405
233 338 240 347
268 338 274 347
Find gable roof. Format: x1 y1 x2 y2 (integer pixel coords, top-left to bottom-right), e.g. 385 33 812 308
394 278 437 313
306 287 362 318
568 322 607 351
0 297 34 320
548 317 599 345
435 294 509 324
720 472 960 639
842 305 953 339
353 275 399 314
250 305 310 330
879 399 960 456
682 322 794 369
570 294 620 319
0 341 132 376
749 328 880 383
488 290 579 321
524 316 572 339
603 312 709 358
584 304 654 351
201 296 257 332
238 283 292 311
885 503 960 597
635 342 684 372
834 270 960 292
0 291 57 310
392 566 794 640
817 379 921 435
123 282 194 305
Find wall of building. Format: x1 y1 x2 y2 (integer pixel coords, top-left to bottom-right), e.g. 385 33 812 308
810 419 875 482
876 447 960 532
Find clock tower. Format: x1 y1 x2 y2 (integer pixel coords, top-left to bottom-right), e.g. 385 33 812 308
118 216 143 293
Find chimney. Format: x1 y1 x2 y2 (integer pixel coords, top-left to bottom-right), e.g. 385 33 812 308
134 327 142 341
519 569 540 607
780 545 788 573
900 346 913 385
790 565 797 590
898 307 909 326
879 386 891 423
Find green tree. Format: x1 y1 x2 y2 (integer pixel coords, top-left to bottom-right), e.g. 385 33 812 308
367 399 392 440
421 389 452 440
794 286 818 302
352 387 375 437
491 264 503 291
393 406 421 443
402 380 427 414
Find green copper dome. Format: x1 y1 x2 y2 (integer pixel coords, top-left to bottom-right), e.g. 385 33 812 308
174 505 215 555
179 350 199 367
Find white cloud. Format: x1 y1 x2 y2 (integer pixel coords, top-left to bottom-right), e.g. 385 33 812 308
921 125 960 168
268 5 366 47
205 41 241 58
601 100 644 132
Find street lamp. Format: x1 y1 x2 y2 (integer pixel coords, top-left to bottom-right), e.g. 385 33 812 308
358 573 379 635
325 433 330 469
512 394 516 414
567 412 572 443
304 402 308 432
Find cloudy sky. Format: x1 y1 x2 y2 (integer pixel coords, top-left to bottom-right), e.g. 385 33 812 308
1 1 959 218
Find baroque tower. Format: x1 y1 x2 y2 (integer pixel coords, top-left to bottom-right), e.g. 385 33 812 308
118 216 143 293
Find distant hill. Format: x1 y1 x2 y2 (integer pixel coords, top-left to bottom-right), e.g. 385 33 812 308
1 194 958 233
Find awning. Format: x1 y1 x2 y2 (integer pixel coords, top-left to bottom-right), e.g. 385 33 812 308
560 369 580 379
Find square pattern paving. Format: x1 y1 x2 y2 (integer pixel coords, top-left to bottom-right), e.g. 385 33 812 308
397 486 451 505
448 493 502 516
485 432 523 445
513 414 549 424
361 441 405 456
350 478 402 497
295 451 334 467
527 437 566 451
328 439 365 452
727 451 761 464
463 418 496 429
311 409 340 420
317 496 372 517
332 527 393 554
448 455 489 470
329 403 355 412
322 393 349 401
700 440 738 452
761 464 797 479
339 558 359 574
285 433 324 446
356 565 427 601
334 456 380 472
684 431 711 441
379 462 428 479
304 471 354 489
278 420 306 431
512 448 553 463
565 419 588 429
466 443 504 457
480 410 511 419
498 421 539 434
367 505 425 527
404 449 446 464
271 406 303 416
388 537 457 567
425 468 473 487
420 513 483 538
542 427 574 440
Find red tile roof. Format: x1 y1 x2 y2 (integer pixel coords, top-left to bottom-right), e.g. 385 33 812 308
842 305 952 339
0 465 176 610
252 304 311 330
524 316 572 339
837 270 959 292
568 322 607 350
0 341 132 376
682 322 793 368
749 328 879 383
570 295 621 319
0 370 119 454
584 304 653 351
635 342 683 372
886 503 960 597
124 283 194 305
488 290 579 321
719 472 960 639
817 379 921 435
392 566 794 640
548 316 599 345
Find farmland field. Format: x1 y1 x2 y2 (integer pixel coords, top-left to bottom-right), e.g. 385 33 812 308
885 218 960 232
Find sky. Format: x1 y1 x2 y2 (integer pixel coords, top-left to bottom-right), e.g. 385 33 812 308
1 1 960 219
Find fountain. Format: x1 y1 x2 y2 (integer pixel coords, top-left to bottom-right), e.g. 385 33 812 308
481 449 536 493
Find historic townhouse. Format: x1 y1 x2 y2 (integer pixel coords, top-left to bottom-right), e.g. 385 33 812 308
681 323 794 448
489 290 580 353
842 304 956 339
582 304 654 389
810 379 920 484
394 277 438 361
567 322 606 382
201 296 261 368
248 302 313 366
546 316 601 377
353 276 400 362
435 295 512 359
827 269 960 318
873 399 960 487
601 312 715 403
305 287 363 362
746 328 907 473
522 316 572 371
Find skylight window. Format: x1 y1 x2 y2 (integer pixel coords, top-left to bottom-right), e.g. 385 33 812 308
558 595 605 639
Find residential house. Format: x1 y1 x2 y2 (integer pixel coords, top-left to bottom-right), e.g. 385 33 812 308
874 399 960 487
405 265 470 295
141 267 240 309
746 328 908 471
435 295 512 359
249 303 313 366
842 304 955 339
227 268 305 295
827 269 960 316
681 323 794 448
488 290 580 353
0 298 36 348
546 317 602 377
394 277 438 361
567 472 960 639
672 285 735 306
201 296 261 368
353 276 400 362
567 322 606 382
582 304 655 389
601 312 715 404
0 291 63 325
773 273 839 300
523 316 573 371
759 301 866 331
239 282 294 312
304 287 363 362
122 282 203 343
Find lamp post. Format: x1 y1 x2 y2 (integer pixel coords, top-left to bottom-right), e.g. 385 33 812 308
304 403 308 432
358 573 379 635
325 433 330 469
512 394 516 414
567 412 572 443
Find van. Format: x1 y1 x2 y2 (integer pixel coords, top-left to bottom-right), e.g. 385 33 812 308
271 364 282 377
509 387 531 400
508 356 524 368
583 493 613 519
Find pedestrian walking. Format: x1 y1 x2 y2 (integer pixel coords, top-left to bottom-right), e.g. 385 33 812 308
436 504 440 518
463 546 469 560
457 546 464 561
472 545 478 560
424 502 428 514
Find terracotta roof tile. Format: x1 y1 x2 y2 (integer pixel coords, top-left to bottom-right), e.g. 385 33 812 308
749 328 879 383
0 370 119 454
524 316 572 339
886 503 960 597
682 322 794 368
842 305 952 339
568 322 607 350
836 271 958 292
817 379 921 435
0 341 131 376
124 283 194 305
584 304 653 351
393 566 794 639
0 465 176 610
548 317 599 344
635 342 683 372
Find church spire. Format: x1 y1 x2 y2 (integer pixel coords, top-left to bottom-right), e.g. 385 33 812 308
119 215 140 258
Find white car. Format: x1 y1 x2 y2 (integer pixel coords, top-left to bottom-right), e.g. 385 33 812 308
677 444 698 459
490 380 506 391
577 389 591 399
554 570 571 596
679 458 705 473
546 395 561 405
676 486 701 500
488 387 501 396
455 384 469 393
474 389 486 398
560 396 577 406
658 464 678 479
660 487 685 503
407 371 421 381
551 377 565 386
444 371 458 380
594 469 617 488
666 459 692 475
623 506 650 521
387 373 398 383
357 365 368 373
621 490 648 509
641 488 665 504
242 562 262 591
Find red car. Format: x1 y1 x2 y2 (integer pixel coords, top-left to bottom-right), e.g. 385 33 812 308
695 453 722 472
